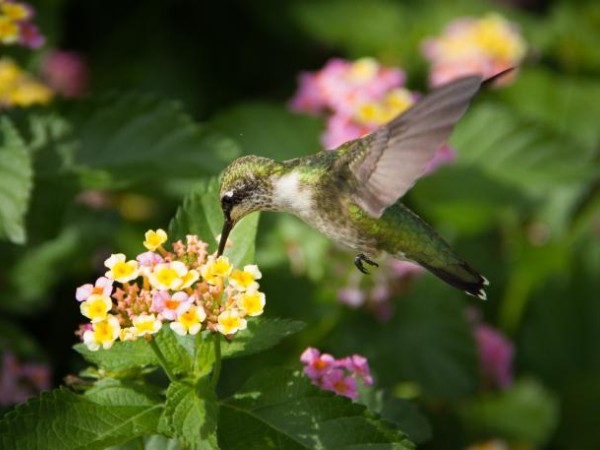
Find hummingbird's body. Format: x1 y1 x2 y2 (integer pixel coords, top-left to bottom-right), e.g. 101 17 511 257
216 72 511 300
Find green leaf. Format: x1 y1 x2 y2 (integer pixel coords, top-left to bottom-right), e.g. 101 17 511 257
459 379 559 446
154 325 195 376
0 118 33 244
85 378 163 406
499 69 600 150
451 103 598 192
212 102 323 159
292 0 407 57
0 386 162 450
10 226 82 307
218 367 414 449
107 435 183 450
380 398 432 445
411 165 531 236
329 288 478 400
221 318 305 360
168 178 260 266
75 339 158 372
70 93 237 188
158 380 219 450
200 93 322 235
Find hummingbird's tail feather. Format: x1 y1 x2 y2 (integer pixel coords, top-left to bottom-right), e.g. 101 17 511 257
419 260 489 300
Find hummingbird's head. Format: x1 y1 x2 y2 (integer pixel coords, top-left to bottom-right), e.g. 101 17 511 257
217 155 279 256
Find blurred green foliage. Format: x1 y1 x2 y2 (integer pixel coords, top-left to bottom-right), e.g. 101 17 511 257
1 0 599 448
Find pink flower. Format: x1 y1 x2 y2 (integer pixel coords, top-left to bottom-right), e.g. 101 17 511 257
288 72 325 114
75 277 113 302
321 368 359 399
136 251 164 267
151 291 193 321
289 58 405 118
0 352 51 406
300 347 373 399
423 145 456 174
322 114 369 149
41 50 89 98
422 14 526 88
18 22 44 49
475 323 514 389
300 347 336 381
337 287 366 308
339 355 373 386
389 260 425 278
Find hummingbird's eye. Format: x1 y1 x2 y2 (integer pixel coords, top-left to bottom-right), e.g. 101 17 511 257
221 192 235 209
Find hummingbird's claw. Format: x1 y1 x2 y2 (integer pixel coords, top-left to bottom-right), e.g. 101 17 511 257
354 253 379 275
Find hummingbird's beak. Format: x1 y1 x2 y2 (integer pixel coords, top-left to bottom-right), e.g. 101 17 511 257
217 217 234 257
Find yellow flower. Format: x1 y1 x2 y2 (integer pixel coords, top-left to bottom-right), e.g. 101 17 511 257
104 253 140 283
0 58 53 108
80 294 112 322
132 314 162 337
216 309 247 335
120 327 137 341
0 58 22 86
0 16 19 44
180 269 199 289
473 14 526 62
148 261 188 290
143 229 167 251
201 256 232 285
1 3 31 21
349 58 378 83
237 290 265 317
229 264 262 291
384 88 413 115
83 316 121 351
9 79 53 107
170 305 206 336
354 102 386 125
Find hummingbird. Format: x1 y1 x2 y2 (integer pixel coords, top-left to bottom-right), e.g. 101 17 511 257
216 71 511 300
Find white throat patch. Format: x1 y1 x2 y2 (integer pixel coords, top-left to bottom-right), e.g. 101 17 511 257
272 172 312 214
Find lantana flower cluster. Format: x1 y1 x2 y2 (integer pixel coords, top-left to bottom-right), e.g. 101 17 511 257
289 57 455 171
422 13 526 87
300 347 373 399
0 58 53 108
0 0 44 49
76 229 266 351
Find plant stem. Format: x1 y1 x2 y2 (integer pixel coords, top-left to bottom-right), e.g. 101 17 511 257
148 338 176 382
211 334 222 389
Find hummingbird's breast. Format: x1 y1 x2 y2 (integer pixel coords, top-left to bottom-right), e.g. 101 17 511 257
271 170 379 254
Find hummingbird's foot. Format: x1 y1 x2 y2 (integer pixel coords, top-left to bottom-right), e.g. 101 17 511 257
354 253 379 275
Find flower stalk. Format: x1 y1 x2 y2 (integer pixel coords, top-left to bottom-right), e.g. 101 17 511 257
148 337 176 383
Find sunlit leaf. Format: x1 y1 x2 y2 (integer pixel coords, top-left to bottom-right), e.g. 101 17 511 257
221 318 305 360
0 386 162 450
158 380 218 450
70 93 237 188
219 368 414 449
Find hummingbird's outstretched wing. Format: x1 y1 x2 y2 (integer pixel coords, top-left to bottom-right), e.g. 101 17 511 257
341 74 484 218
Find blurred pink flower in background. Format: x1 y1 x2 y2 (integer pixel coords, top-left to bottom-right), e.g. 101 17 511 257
290 57 456 172
42 50 89 98
422 13 526 87
472 321 514 389
0 352 51 405
300 347 373 399
337 257 424 320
